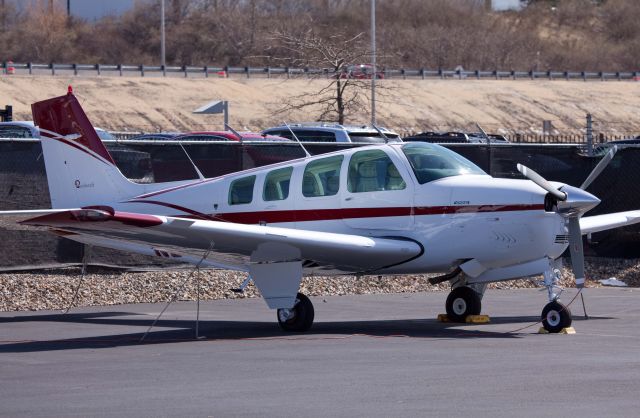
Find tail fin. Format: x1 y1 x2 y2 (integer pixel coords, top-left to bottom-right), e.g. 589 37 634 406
32 88 138 208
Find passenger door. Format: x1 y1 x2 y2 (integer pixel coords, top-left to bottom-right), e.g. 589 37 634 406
341 149 414 231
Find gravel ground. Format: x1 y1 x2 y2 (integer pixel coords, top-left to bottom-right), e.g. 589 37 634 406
1 257 638 312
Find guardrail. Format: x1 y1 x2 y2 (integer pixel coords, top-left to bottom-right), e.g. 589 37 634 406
2 61 639 81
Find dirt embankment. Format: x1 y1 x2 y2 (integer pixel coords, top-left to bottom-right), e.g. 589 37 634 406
1 75 638 135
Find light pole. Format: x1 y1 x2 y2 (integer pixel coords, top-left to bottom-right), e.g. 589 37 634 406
161 0 166 67
370 0 376 125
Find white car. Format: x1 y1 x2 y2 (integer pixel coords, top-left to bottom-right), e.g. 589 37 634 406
262 123 401 143
0 121 117 141
0 121 39 138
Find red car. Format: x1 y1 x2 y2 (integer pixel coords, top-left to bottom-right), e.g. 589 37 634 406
172 131 290 142
335 64 384 79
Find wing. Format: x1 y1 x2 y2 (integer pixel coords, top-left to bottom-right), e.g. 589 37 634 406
580 210 640 234
19 208 423 274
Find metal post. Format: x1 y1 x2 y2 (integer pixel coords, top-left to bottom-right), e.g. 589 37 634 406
223 101 229 129
1 105 12 122
370 0 377 125
586 113 593 157
160 0 166 68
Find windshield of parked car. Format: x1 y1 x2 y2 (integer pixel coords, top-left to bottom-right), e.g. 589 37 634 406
348 132 401 143
0 125 36 138
401 142 486 184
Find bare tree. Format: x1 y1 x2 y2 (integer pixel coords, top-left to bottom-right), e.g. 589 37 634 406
269 30 376 124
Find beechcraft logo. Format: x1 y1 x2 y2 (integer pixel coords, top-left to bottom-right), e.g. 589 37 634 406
74 179 95 189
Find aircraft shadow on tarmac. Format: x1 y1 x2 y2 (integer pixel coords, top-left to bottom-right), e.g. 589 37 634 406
0 311 615 353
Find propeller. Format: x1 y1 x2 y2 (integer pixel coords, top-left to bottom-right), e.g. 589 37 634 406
516 163 567 201
517 144 617 291
580 145 618 190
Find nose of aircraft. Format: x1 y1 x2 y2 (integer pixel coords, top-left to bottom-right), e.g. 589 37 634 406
556 184 600 215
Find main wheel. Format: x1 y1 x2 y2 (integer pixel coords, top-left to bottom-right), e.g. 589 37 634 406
541 301 572 333
445 286 482 322
277 292 314 332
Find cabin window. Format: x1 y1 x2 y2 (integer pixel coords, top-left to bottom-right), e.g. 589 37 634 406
302 155 344 197
263 167 293 201
228 175 256 205
347 149 406 192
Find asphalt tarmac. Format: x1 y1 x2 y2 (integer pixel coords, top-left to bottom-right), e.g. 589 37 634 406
2 288 640 418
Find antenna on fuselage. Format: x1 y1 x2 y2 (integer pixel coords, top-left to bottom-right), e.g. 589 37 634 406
283 121 311 158
178 142 206 180
372 124 391 144
475 122 490 143
224 122 244 143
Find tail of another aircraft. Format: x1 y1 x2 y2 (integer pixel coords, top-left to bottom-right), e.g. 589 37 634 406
32 87 141 208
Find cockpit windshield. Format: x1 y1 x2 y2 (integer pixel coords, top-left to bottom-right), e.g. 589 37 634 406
401 142 486 184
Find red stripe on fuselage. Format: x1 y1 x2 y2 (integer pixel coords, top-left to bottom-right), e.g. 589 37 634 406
129 200 544 224
41 134 112 166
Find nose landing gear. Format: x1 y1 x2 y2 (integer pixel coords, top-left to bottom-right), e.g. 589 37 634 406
541 267 573 333
541 300 572 333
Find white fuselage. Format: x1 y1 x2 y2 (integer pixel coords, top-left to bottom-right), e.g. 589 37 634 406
107 144 568 276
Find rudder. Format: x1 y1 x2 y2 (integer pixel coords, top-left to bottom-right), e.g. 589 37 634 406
32 87 138 208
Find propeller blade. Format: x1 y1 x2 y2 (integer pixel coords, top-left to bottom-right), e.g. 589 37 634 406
568 217 586 289
580 145 618 190
517 163 567 201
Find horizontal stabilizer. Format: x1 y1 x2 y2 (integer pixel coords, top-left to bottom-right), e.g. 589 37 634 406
0 209 81 216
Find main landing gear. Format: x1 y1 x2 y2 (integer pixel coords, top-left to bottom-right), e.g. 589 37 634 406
445 286 482 322
277 292 314 332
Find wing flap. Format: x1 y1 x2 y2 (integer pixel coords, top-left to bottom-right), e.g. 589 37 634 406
21 209 422 272
580 210 640 234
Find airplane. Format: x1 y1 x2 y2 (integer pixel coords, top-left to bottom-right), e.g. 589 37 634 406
2 87 639 333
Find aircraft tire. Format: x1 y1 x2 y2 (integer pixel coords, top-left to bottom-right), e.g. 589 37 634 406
445 286 481 322
541 300 572 333
277 292 314 332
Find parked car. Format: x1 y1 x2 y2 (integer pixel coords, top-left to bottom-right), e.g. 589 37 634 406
0 122 122 142
0 121 39 138
173 131 290 142
127 133 181 141
468 133 510 143
95 127 117 141
335 64 384 79
262 123 400 143
403 131 485 144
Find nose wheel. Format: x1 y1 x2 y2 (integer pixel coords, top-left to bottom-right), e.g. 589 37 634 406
541 300 572 333
277 292 314 332
445 286 482 322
